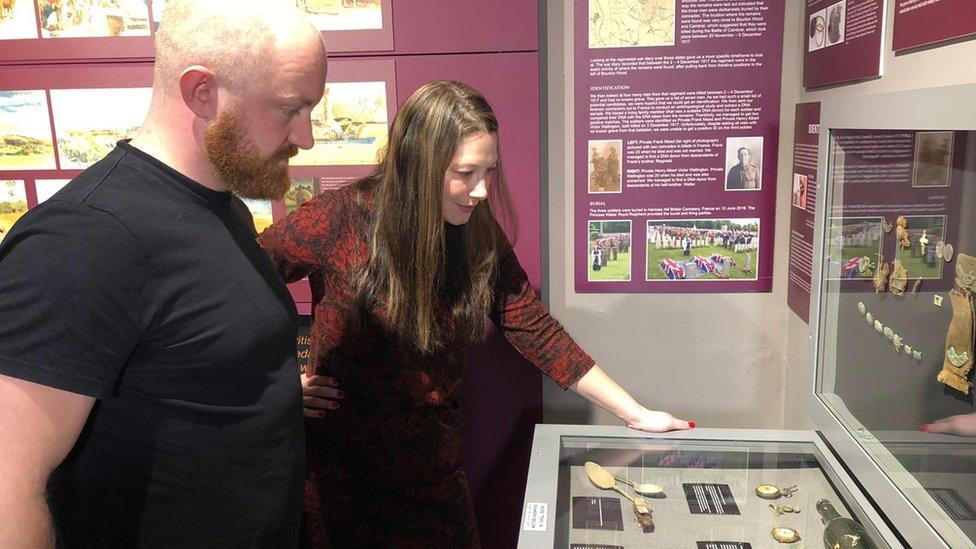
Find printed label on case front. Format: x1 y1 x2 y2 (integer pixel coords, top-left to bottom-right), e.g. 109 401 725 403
697 542 753 549
522 502 548 531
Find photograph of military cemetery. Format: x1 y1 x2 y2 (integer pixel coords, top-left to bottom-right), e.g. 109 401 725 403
823 217 882 280
646 218 759 281
588 219 631 281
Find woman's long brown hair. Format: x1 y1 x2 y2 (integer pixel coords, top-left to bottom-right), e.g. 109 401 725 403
353 81 517 354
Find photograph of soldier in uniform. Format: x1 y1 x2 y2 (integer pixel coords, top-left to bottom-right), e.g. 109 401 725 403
826 0 845 46
587 139 622 194
792 173 808 210
808 9 826 52
724 136 763 191
912 131 953 188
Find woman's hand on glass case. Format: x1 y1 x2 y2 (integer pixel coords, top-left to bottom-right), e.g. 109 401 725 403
921 412 976 437
627 408 696 433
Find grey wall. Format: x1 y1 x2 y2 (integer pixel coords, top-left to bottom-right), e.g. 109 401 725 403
544 1 976 431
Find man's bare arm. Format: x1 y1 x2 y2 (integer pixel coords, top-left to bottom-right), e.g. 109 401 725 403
0 375 94 549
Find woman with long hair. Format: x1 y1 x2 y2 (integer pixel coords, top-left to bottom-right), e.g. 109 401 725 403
260 80 692 547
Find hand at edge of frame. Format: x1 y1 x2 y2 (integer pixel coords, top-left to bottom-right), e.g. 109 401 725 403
302 373 343 418
626 408 696 433
921 412 976 437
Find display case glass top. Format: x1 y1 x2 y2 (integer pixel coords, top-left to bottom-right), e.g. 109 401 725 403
519 426 896 548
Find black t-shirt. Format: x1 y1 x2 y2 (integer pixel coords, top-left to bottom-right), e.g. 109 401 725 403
0 142 304 548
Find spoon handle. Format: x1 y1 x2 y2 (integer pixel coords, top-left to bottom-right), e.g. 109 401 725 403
613 475 635 488
612 485 635 503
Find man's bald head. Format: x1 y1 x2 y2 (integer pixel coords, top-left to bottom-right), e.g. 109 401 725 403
153 0 324 96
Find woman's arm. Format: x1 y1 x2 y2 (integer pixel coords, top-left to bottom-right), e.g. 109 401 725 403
570 365 693 432
258 192 343 283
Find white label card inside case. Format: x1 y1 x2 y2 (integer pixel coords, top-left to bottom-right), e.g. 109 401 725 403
522 502 548 531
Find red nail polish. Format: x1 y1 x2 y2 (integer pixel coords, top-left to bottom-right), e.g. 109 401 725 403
336 390 345 398
919 424 931 431
689 421 696 429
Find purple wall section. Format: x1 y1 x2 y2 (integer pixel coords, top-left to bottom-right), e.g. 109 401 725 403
389 0 538 55
393 51 543 549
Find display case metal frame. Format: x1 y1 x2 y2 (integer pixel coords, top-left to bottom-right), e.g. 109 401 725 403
518 425 902 548
806 82 976 549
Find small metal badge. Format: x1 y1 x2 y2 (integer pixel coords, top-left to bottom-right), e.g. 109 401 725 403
769 503 801 516
934 295 944 307
857 302 866 315
771 527 801 543
874 319 884 333
865 312 874 324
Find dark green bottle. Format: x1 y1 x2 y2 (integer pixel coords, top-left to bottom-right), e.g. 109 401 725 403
816 499 878 549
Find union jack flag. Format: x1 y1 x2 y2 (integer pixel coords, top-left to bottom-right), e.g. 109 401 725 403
693 255 717 273
710 253 736 267
661 258 685 279
840 257 862 278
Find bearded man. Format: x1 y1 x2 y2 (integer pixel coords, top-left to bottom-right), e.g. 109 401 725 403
0 1 327 546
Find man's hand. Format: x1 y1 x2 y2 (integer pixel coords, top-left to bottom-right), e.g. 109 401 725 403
301 373 343 418
921 412 976 437
626 408 695 433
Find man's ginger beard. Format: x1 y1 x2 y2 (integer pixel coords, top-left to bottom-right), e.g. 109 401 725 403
204 107 297 200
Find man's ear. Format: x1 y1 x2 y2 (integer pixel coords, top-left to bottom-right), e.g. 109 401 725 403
178 65 219 119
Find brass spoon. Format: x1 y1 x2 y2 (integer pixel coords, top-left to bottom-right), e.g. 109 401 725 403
613 475 665 497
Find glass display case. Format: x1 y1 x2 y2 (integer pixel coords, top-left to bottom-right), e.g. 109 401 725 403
520 84 976 548
519 427 897 548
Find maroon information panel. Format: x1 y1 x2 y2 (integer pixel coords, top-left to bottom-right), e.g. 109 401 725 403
787 102 821 323
823 129 967 295
0 0 393 65
892 0 976 51
574 0 784 293
803 0 884 88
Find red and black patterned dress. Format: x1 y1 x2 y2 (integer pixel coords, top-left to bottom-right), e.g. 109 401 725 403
259 185 595 547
